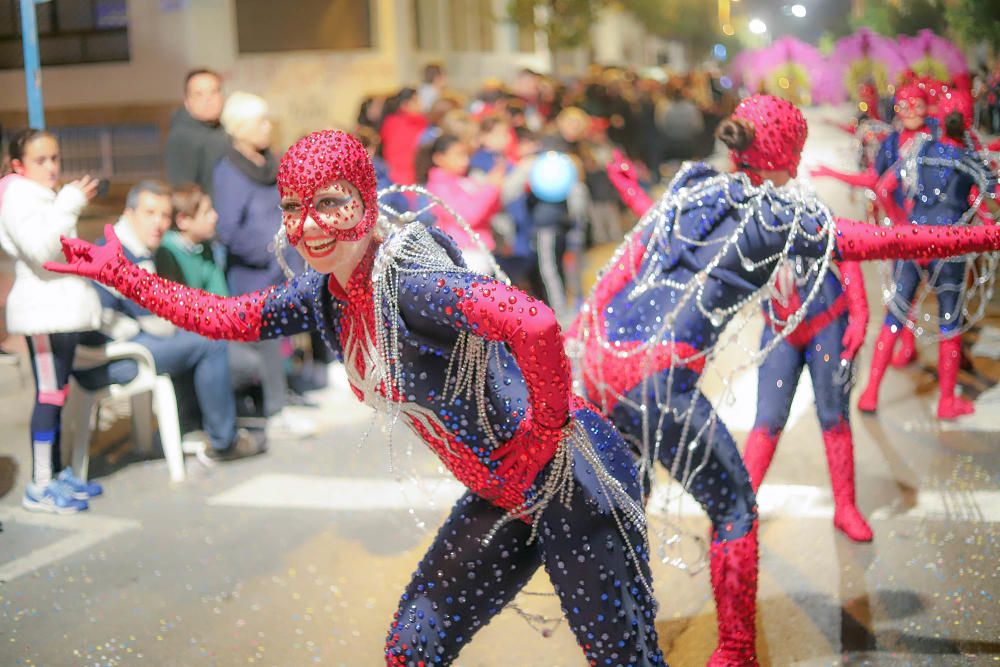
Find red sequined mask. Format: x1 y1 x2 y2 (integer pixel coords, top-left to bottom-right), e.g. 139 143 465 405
277 130 378 246
730 95 808 179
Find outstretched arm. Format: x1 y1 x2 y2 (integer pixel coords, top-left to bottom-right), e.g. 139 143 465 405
809 165 879 190
837 261 868 360
606 149 654 217
44 225 328 342
833 217 1000 262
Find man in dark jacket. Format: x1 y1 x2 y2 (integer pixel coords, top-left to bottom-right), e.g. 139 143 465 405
164 69 231 195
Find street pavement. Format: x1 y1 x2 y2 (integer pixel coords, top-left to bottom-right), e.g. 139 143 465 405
1 107 999 666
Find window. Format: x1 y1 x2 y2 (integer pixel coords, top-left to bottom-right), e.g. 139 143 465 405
445 0 493 52
446 0 468 51
235 0 373 53
516 24 535 53
0 0 128 70
475 0 494 52
412 0 441 52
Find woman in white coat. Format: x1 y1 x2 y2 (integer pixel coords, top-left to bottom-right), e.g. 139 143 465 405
0 129 103 513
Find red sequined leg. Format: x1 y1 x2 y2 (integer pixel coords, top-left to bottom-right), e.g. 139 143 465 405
821 423 873 542
890 326 917 368
708 522 760 667
937 337 975 420
742 429 780 493
857 325 898 413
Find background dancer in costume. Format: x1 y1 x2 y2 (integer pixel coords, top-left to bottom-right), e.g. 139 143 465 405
45 130 665 667
812 81 935 368
0 129 104 514
577 94 1000 666
861 89 1000 419
743 258 873 542
608 151 875 545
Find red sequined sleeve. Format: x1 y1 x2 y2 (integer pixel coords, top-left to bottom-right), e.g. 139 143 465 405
45 225 341 343
400 270 571 431
834 217 1000 262
97 252 271 341
457 280 570 429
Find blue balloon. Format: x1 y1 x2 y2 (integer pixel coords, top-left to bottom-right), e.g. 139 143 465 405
529 151 578 203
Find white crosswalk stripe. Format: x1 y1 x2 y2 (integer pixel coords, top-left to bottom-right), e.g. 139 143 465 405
206 474 1000 523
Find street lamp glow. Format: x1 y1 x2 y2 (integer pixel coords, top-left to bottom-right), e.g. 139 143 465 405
791 4 807 18
748 18 767 34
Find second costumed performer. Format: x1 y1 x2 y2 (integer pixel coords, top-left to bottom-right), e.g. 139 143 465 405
45 130 667 667
577 94 1000 666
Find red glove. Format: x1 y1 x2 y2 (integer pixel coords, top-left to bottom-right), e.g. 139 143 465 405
606 149 653 217
873 171 908 226
45 223 128 283
45 224 266 342
837 261 868 360
490 410 564 490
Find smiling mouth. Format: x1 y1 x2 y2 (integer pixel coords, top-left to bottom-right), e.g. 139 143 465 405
303 237 337 257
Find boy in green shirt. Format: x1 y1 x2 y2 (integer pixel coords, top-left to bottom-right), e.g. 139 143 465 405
156 183 228 296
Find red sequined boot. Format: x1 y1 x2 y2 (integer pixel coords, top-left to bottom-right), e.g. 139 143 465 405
857 325 898 413
708 522 759 667
937 337 974 420
822 423 873 542
890 326 917 368
742 428 780 493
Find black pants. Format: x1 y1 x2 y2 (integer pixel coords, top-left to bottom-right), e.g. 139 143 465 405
385 407 665 666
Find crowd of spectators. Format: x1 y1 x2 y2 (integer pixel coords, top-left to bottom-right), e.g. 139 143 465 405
362 63 735 315
0 59 737 511
973 61 1000 136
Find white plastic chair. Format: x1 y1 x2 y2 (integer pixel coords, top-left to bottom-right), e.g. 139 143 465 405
63 341 187 482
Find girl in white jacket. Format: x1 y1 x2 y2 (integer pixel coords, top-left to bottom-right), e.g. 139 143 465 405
0 129 103 513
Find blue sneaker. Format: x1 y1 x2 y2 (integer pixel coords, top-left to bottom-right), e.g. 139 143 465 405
22 481 89 514
57 467 104 500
